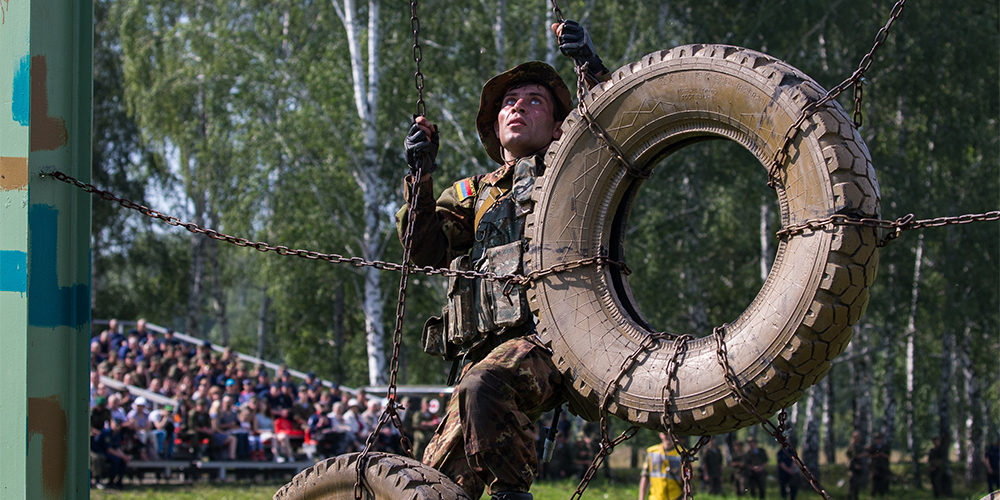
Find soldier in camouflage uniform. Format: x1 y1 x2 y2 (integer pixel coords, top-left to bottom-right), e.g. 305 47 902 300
395 20 610 500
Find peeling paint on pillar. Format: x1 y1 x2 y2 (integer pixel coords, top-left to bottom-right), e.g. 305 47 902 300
28 204 88 327
28 396 67 498
30 56 68 152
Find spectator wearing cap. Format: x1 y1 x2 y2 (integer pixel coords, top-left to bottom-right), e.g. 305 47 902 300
224 378 241 401
239 379 256 406
126 396 161 460
91 396 111 434
148 404 174 459
157 328 179 350
342 398 368 449
305 371 321 392
91 416 129 489
292 385 313 424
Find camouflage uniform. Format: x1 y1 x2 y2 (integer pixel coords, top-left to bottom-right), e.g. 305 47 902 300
396 154 565 499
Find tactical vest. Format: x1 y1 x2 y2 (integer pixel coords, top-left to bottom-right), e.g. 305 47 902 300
421 155 544 376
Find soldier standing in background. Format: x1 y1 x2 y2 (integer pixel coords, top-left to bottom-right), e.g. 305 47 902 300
700 436 724 495
846 431 868 500
731 441 748 496
927 436 951 498
745 437 769 499
867 433 891 497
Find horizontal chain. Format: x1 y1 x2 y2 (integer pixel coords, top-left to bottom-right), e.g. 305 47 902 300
775 211 1000 247
45 170 629 287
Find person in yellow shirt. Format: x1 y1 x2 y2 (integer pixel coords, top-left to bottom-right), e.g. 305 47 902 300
639 433 683 500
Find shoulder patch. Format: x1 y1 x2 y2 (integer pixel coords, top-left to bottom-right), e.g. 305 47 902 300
453 178 476 201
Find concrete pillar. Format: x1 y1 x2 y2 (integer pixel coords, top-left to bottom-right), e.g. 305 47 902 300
1 0 93 496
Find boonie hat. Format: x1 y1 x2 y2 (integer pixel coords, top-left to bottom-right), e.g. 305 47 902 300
477 61 573 165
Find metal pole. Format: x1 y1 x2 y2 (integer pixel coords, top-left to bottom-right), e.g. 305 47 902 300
0 0 93 495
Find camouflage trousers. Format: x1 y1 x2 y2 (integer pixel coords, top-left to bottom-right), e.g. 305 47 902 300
422 337 564 498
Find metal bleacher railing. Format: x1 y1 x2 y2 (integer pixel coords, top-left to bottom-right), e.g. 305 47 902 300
93 319 452 405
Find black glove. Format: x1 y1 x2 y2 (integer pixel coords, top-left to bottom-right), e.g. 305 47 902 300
404 119 439 176
558 20 608 77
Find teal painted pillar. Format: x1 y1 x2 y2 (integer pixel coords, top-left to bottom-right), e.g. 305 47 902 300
1 0 93 496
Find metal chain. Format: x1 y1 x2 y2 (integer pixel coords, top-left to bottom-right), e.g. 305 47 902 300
713 325 833 500
353 161 425 499
768 0 907 188
410 0 426 117
573 63 651 181
42 170 628 287
571 331 673 500
547 0 565 23
660 335 712 500
775 211 1000 247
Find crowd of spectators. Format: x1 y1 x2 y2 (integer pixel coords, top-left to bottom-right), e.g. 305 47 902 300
88 319 415 489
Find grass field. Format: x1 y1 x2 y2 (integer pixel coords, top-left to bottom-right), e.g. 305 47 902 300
90 464 995 500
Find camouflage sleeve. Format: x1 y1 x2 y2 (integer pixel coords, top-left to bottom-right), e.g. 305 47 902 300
395 174 478 269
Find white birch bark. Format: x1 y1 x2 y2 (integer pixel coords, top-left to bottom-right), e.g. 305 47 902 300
335 0 388 386
961 327 983 485
802 383 824 477
906 234 924 488
905 234 924 486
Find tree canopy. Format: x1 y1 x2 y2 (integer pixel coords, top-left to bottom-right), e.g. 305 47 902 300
93 0 997 465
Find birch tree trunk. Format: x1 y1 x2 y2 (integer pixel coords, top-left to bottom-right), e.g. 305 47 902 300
208 236 229 345
849 325 872 442
802 383 824 478
337 0 388 386
937 326 954 497
960 327 983 486
905 234 924 487
494 0 506 74
184 143 206 338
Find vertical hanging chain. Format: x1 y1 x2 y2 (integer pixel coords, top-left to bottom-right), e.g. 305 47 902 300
768 0 906 188
411 0 426 117
547 0 565 23
570 332 671 500
713 325 834 500
354 2 427 497
661 335 712 500
353 162 424 499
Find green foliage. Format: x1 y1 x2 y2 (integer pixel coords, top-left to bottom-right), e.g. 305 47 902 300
96 0 997 453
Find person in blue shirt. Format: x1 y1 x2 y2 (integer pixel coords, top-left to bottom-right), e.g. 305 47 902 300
91 417 130 489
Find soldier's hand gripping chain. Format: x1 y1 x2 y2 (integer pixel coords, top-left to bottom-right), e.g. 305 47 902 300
405 116 439 176
557 20 609 84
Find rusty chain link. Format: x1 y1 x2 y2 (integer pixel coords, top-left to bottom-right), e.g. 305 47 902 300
353 158 425 498
548 0 565 23
714 325 833 500
768 0 907 189
573 62 652 182
660 335 712 500
410 0 426 117
571 331 673 500
775 211 1000 247
43 170 628 289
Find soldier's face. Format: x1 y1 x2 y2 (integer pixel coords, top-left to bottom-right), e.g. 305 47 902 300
494 84 562 162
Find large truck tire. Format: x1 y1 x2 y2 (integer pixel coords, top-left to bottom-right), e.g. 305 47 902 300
274 453 470 500
525 44 881 435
